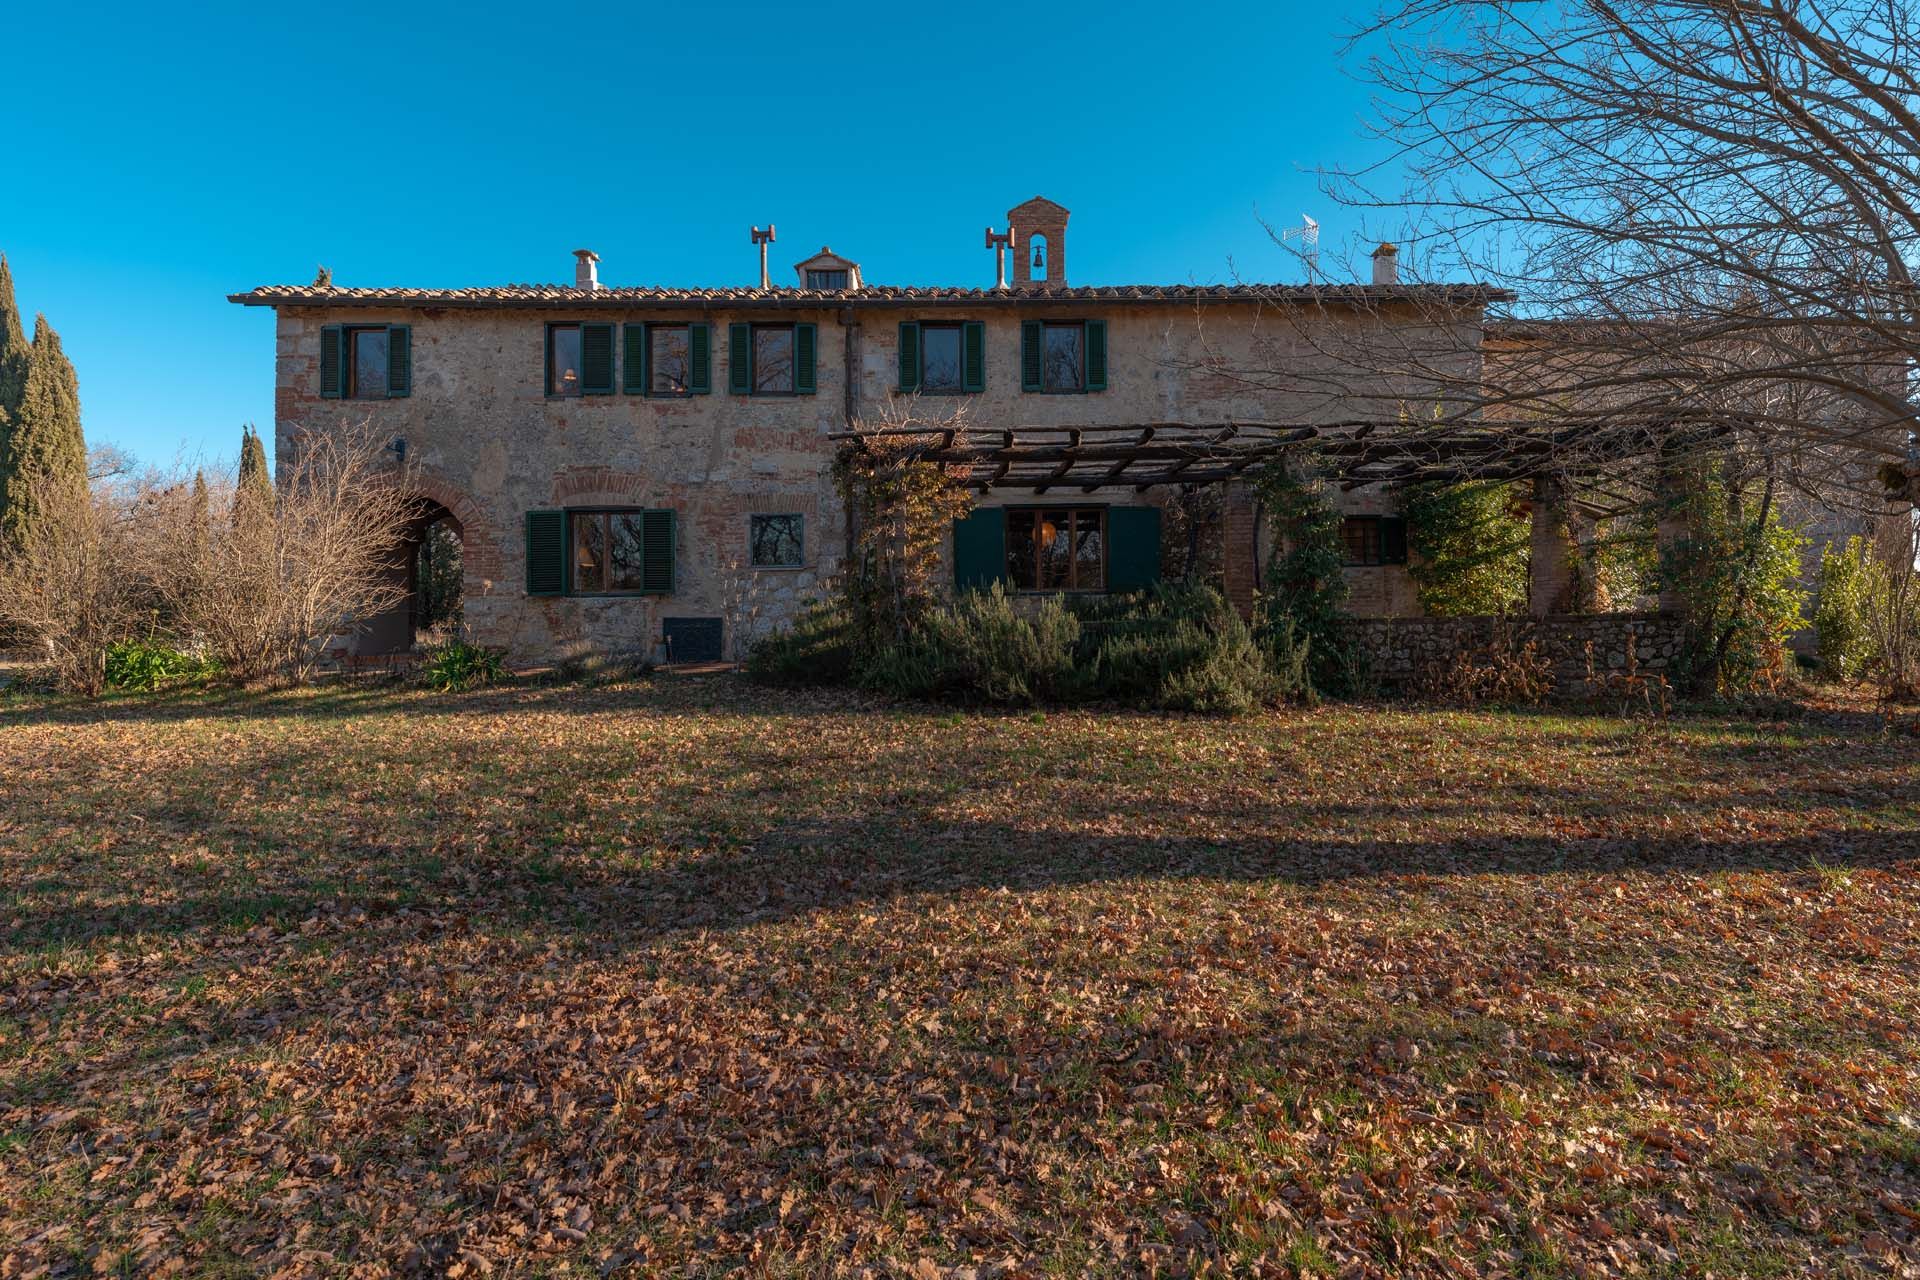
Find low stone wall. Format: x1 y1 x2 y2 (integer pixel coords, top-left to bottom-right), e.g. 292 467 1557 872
1342 612 1686 694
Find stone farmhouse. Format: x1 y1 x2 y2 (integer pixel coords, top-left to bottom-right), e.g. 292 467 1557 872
231 197 1561 665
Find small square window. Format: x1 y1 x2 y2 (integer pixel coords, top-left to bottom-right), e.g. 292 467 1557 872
1341 517 1408 566
1041 323 1084 392
920 324 963 394
548 324 583 397
752 325 795 395
650 325 691 396
805 269 849 289
749 514 804 568
348 327 389 399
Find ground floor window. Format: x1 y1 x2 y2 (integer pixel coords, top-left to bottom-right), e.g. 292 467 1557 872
1005 507 1106 591
1341 516 1409 566
749 514 804 567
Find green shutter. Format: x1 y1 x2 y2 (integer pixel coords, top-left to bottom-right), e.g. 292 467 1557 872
689 323 711 393
543 325 554 397
525 510 566 596
1085 320 1107 392
1105 506 1161 592
581 323 615 395
962 321 985 393
1381 516 1409 565
952 507 1008 590
319 326 342 398
640 508 675 593
795 323 817 394
728 323 751 394
386 325 411 397
623 324 646 394
1020 320 1042 392
897 321 920 392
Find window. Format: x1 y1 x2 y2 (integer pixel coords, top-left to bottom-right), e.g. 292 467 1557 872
805 268 849 289
920 325 964 393
753 325 795 394
320 324 410 400
650 325 691 395
1004 508 1106 591
566 509 674 593
548 324 583 397
349 328 389 398
1341 516 1409 566
1020 319 1106 393
749 514 804 568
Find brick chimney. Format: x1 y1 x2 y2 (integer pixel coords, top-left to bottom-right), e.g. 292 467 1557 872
573 249 601 291
1370 243 1399 287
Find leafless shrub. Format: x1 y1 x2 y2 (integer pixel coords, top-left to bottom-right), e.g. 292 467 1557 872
0 472 144 695
136 425 415 685
1409 620 1554 705
1580 635 1673 718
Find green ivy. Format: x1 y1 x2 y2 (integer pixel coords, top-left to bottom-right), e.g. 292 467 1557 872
1249 456 1360 698
1401 481 1531 616
1661 468 1807 693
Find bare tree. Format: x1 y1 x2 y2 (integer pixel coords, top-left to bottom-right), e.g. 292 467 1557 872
0 471 144 694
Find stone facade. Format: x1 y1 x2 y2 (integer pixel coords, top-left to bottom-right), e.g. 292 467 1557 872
1344 612 1687 693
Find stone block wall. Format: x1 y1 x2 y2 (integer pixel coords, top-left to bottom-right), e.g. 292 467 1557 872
1343 612 1686 694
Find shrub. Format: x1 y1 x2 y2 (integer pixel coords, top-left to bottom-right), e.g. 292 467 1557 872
862 585 1079 705
1070 585 1275 712
104 639 220 692
1250 459 1360 697
420 638 506 692
1402 480 1531 616
0 472 145 695
1813 536 1879 681
1408 620 1555 706
746 598 857 687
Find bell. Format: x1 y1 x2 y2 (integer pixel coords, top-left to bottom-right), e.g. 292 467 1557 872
1032 244 1045 270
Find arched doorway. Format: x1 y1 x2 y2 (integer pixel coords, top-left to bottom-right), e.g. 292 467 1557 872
354 497 466 655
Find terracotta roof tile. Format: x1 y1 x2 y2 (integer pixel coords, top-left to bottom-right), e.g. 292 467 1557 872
227 282 1510 310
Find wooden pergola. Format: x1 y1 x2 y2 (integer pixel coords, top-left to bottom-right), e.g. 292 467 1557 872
828 418 1691 495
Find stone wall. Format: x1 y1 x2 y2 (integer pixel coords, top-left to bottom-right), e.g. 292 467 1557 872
1343 612 1686 694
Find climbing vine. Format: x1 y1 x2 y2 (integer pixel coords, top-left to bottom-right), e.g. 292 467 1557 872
1249 454 1362 697
1401 480 1531 616
831 435 974 652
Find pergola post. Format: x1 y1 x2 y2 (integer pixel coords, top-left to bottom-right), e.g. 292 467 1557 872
1222 481 1260 619
1527 475 1579 616
1655 445 1697 616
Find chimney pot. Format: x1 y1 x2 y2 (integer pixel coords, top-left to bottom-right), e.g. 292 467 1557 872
1370 243 1399 287
573 248 601 292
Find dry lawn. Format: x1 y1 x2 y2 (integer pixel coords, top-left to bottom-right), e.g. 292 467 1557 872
3 676 1919 1278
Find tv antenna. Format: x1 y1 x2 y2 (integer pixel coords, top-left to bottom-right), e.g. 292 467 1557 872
1278 215 1320 279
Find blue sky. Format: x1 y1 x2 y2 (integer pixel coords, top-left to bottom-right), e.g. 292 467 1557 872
7 0 1402 468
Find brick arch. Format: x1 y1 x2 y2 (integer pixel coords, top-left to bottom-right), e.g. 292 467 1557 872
550 466 655 508
392 465 505 585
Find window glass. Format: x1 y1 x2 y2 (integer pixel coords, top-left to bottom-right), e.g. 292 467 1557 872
572 511 606 591
1042 323 1083 391
921 325 963 393
609 513 648 590
805 269 849 289
350 328 389 399
650 325 690 395
753 326 795 394
1005 510 1038 589
750 514 804 567
1074 512 1104 585
1003 508 1105 590
1341 517 1382 566
549 325 583 397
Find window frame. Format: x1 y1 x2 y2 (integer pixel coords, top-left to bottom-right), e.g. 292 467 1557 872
805 268 849 289
546 323 585 398
749 322 797 397
917 322 966 395
748 513 806 570
1002 505 1109 593
565 507 672 596
1340 516 1409 567
1039 320 1086 394
344 325 391 400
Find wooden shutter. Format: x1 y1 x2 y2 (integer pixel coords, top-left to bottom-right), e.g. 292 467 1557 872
386 325 411 397
1020 320 1042 392
689 323 711 393
543 325 553 397
1381 516 1409 565
962 321 985 393
319 326 343 398
897 322 920 392
581 323 615 395
795 323 817 394
623 324 647 394
1105 506 1162 592
952 507 1008 590
1085 319 1108 392
728 323 752 394
640 509 675 593
525 510 567 596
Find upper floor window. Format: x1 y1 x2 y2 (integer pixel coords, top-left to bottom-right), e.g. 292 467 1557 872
1005 507 1106 591
1020 319 1107 394
805 269 849 289
546 323 615 397
1341 516 1409 566
651 325 691 395
319 324 411 400
897 321 984 394
728 322 817 396
749 514 805 568
620 322 710 396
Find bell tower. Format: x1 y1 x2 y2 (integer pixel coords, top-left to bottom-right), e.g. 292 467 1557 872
1008 196 1070 289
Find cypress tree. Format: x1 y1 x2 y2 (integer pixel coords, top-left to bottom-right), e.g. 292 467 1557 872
0 255 33 526
0 314 87 543
236 424 274 519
